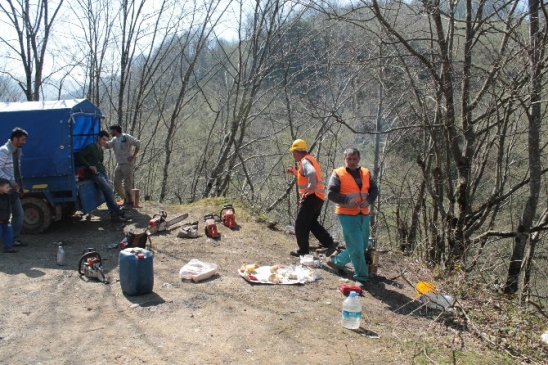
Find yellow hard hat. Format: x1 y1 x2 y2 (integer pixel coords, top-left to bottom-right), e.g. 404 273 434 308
289 139 307 152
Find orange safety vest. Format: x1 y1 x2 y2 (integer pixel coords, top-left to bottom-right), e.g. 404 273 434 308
297 154 326 200
334 166 371 215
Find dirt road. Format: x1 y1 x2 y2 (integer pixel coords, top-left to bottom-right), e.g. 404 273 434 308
0 201 510 364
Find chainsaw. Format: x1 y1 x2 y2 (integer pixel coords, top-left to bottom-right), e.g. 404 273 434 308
78 248 108 284
148 211 189 234
220 204 236 229
204 213 220 239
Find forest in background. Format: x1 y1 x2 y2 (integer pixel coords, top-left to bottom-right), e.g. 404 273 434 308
1 0 547 320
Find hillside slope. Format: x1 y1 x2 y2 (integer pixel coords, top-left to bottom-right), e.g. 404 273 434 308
0 199 537 364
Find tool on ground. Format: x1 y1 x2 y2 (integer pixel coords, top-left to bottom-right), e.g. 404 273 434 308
78 248 108 284
178 221 199 238
125 229 151 249
220 204 236 229
365 237 379 276
204 214 220 239
148 211 189 234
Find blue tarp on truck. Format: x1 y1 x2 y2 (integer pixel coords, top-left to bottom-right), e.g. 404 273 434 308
0 99 106 233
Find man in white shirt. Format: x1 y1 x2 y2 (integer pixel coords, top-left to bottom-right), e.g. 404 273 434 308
0 127 28 246
105 125 140 210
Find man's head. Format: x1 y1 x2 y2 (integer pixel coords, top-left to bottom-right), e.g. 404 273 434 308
290 139 308 161
0 178 11 194
109 124 122 137
343 148 361 170
97 130 110 147
10 127 28 149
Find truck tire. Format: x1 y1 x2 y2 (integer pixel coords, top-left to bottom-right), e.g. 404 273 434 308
22 197 53 234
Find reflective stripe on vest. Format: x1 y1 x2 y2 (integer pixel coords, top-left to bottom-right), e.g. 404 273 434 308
297 154 325 200
334 166 370 215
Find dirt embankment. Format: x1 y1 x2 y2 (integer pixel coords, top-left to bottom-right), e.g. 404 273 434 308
0 201 522 364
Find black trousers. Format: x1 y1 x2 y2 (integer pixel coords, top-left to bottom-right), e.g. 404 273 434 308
295 194 335 253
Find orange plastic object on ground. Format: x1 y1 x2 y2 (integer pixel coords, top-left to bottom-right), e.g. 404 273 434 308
415 281 437 297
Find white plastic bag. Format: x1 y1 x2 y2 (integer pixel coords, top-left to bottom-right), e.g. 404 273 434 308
179 259 218 282
418 293 455 311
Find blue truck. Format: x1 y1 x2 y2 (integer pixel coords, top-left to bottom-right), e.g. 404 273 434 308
0 99 106 233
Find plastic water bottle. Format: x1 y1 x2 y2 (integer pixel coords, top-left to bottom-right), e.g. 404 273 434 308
341 291 362 329
57 245 65 266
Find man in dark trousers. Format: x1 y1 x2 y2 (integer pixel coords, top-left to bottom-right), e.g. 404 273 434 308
0 127 28 247
286 139 337 257
327 148 378 287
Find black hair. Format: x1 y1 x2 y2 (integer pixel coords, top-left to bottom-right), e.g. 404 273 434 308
343 148 360 158
98 130 110 139
109 125 122 134
0 178 10 186
10 127 28 140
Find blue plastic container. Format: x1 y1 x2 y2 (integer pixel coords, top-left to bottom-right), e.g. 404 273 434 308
119 248 154 296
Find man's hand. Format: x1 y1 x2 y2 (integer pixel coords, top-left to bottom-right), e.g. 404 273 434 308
89 166 98 175
12 182 20 193
349 198 370 208
349 197 361 207
360 200 370 209
287 166 297 176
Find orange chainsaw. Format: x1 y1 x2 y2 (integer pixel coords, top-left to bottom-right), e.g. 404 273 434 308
148 211 189 234
78 248 108 284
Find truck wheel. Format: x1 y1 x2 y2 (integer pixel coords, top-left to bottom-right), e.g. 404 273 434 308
22 197 53 234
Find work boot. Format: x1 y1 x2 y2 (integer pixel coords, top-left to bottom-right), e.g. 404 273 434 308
324 260 346 275
122 203 133 210
290 249 309 257
324 242 338 257
111 214 129 223
13 240 27 247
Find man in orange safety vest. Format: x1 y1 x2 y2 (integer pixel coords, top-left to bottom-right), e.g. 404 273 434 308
326 148 378 288
286 139 337 258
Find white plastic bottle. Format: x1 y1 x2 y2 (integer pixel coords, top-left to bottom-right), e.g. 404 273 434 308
341 291 362 329
57 246 65 266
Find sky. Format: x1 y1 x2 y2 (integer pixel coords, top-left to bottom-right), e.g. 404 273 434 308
0 0 246 100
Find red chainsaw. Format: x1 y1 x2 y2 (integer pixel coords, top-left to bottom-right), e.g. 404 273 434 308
204 213 220 239
220 204 236 229
148 211 189 234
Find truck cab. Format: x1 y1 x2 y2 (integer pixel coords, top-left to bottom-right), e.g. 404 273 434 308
0 99 106 233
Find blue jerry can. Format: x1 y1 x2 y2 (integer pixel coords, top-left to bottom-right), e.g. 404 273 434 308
119 248 154 296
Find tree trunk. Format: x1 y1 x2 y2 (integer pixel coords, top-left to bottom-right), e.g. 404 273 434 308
504 0 542 294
